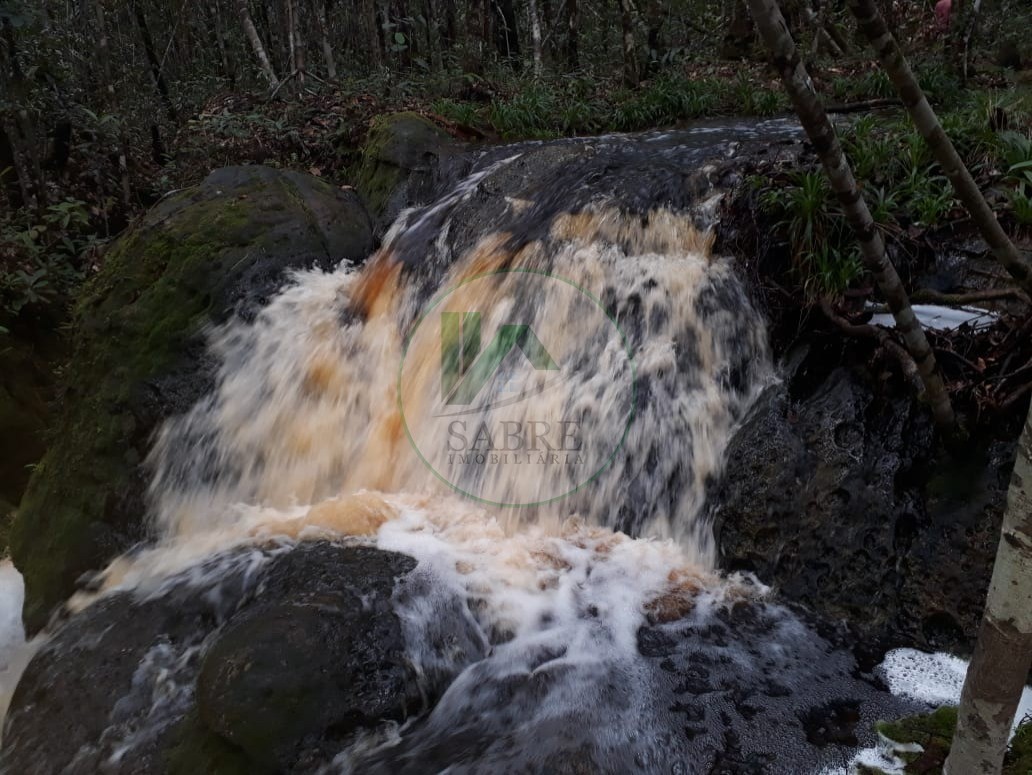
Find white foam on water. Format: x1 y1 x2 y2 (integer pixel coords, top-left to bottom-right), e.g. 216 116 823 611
0 561 38 737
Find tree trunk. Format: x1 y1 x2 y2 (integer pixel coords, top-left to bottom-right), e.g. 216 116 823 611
0 18 43 209
133 5 176 120
236 0 279 87
213 0 237 87
315 0 337 79
286 0 305 83
948 0 980 80
361 0 382 67
945 402 1032 774
441 0 457 51
94 0 131 210
0 123 29 209
564 0 579 70
746 0 957 435
721 0 756 59
847 0 1032 298
617 0 639 87
528 0 543 76
464 0 484 70
958 0 982 80
805 1 842 58
645 0 667 72
492 0 521 65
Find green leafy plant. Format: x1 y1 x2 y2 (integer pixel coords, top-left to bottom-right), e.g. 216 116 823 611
759 170 863 298
0 198 97 328
994 131 1032 225
1007 187 1032 226
1000 131 1032 186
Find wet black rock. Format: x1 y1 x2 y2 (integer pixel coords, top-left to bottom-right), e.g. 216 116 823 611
2 543 482 774
350 594 922 775
196 546 421 768
709 347 1015 655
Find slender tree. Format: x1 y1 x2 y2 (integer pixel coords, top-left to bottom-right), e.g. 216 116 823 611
493 0 521 64
528 0 544 76
945 402 1032 774
617 0 639 86
950 0 983 80
564 0 579 70
211 0 237 87
236 0 279 87
644 0 667 71
285 0 305 83
746 0 957 433
94 0 132 208
133 5 176 120
361 0 382 68
847 0 1032 298
314 0 337 79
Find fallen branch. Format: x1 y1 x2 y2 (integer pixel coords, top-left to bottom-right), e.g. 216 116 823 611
268 69 300 101
996 379 1032 413
820 298 924 394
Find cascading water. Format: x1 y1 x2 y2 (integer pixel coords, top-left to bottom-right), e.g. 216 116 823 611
89 143 771 593
5 131 927 774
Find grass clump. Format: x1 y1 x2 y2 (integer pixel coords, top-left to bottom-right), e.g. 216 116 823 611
756 170 864 299
753 87 1031 299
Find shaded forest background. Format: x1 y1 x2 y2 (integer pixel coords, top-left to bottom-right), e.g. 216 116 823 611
0 0 1030 333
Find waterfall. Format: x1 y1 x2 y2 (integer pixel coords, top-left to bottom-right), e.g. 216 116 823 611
9 133 932 775
134 157 769 578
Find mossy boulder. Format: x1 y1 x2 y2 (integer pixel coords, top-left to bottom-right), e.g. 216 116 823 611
875 706 958 772
8 165 374 632
352 111 455 231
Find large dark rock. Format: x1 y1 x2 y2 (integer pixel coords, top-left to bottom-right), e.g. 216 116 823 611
9 167 375 632
709 351 1015 655
196 546 424 769
352 112 457 232
2 542 481 774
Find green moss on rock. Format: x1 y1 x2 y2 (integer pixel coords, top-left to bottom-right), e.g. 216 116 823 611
164 711 267 775
876 706 957 771
352 111 452 228
9 165 374 632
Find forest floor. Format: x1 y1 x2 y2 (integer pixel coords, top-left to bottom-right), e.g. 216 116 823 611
2 52 1030 335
